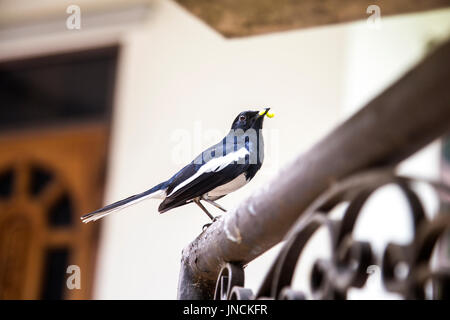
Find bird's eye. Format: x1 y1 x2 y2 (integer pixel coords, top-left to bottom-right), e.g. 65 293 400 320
239 115 246 121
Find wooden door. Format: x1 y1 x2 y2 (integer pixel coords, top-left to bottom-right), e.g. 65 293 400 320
0 124 107 299
0 46 117 299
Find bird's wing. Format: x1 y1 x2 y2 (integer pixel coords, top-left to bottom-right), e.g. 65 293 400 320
159 147 250 213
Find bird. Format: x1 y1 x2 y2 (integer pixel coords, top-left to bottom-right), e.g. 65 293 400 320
81 108 274 225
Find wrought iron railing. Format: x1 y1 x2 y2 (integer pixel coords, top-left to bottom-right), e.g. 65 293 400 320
213 170 450 300
177 39 450 300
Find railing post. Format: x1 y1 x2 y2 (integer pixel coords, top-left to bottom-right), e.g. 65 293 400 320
178 256 216 299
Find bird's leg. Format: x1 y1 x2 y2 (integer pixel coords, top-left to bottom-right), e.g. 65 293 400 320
202 197 227 212
193 198 214 221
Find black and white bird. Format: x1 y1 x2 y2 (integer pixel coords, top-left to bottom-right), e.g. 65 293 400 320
81 108 274 224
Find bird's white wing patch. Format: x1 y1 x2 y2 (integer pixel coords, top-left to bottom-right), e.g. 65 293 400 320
167 147 249 197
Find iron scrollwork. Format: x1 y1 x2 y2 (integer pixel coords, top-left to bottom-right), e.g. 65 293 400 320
213 170 450 300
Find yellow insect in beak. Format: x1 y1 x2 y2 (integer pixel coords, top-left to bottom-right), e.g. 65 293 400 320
259 109 275 118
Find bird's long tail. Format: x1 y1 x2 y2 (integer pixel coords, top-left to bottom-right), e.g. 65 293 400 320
81 182 167 223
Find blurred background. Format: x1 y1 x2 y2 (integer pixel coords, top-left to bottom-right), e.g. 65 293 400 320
0 0 449 299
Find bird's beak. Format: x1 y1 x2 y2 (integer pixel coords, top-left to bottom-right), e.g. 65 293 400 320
258 108 275 118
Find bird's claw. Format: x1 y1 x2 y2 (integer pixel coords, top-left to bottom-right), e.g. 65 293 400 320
202 222 212 231
202 215 222 231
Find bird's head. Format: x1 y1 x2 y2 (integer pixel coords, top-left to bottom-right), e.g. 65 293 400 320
231 108 274 131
